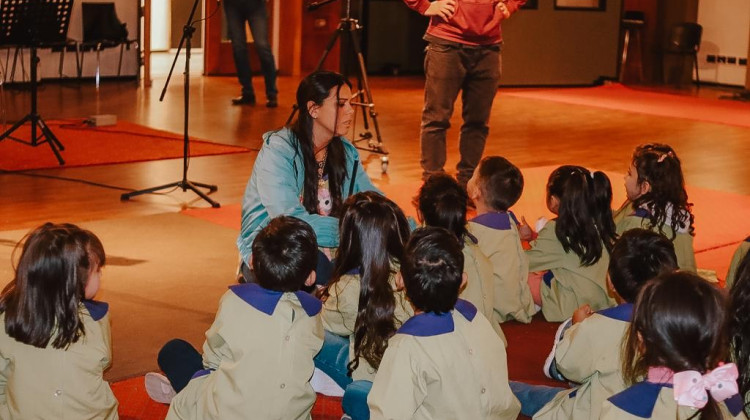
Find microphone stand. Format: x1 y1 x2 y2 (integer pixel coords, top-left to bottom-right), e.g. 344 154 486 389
121 0 220 207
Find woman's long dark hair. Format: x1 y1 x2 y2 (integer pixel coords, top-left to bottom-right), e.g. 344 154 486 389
729 251 750 412
290 71 352 217
547 165 617 266
416 174 470 242
326 192 410 374
631 143 695 239
622 272 728 420
0 223 105 349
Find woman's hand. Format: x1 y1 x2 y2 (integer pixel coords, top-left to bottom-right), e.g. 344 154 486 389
425 0 457 20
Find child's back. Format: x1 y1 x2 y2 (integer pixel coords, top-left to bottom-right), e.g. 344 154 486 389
0 301 117 419
322 269 413 381
368 300 519 420
460 236 506 342
168 284 323 420
528 219 613 321
468 212 536 324
614 204 696 272
534 304 630 420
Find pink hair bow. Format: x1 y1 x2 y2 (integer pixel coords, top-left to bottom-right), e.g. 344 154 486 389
673 363 739 409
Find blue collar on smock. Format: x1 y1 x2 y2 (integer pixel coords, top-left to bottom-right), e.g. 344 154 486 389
229 283 321 317
397 299 477 337
633 207 651 218
608 381 672 418
597 303 633 322
745 236 750 243
470 211 519 231
83 299 109 321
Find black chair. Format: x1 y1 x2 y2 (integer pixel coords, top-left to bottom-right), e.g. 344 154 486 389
663 22 702 86
79 2 132 87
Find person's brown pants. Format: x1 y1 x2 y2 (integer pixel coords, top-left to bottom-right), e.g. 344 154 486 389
420 42 502 186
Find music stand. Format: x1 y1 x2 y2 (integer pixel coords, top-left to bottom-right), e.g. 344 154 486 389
290 0 389 172
120 0 220 207
0 0 72 165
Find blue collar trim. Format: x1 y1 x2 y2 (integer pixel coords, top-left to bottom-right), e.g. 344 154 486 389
597 303 633 322
345 267 361 275
397 299 477 337
608 381 672 418
633 207 651 218
82 300 109 321
471 212 512 231
543 270 555 288
745 236 750 243
229 283 321 317
725 393 744 417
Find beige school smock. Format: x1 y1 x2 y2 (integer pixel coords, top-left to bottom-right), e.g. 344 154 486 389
468 212 536 324
601 382 748 420
167 283 324 420
726 237 750 288
0 300 118 420
534 303 632 420
461 235 506 344
614 202 697 272
321 270 413 382
526 220 614 322
368 300 520 420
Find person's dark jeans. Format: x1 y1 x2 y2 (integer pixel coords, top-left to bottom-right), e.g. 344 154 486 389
222 0 278 101
420 42 501 186
313 330 352 389
342 380 373 420
157 339 204 393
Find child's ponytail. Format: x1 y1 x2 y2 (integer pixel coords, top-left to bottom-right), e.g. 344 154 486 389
590 171 617 253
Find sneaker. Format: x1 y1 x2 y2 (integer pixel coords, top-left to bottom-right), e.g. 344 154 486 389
543 317 572 381
145 372 177 404
231 95 256 106
310 368 345 397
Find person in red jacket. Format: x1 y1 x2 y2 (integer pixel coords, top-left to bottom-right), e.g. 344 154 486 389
402 0 525 188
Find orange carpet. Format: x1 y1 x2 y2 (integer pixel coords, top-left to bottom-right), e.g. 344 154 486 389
112 376 344 420
0 120 251 171
503 84 750 129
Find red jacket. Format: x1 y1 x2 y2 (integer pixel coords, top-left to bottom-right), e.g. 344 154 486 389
403 0 525 46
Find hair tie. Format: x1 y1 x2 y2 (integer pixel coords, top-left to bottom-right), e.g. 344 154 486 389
657 151 674 163
672 363 739 409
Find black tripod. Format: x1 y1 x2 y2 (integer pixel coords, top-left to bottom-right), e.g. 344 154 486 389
292 0 389 171
120 0 219 207
0 0 73 165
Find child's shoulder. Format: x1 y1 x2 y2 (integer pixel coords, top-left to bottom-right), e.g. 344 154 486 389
607 381 671 418
593 303 633 324
395 300 478 338
227 283 322 317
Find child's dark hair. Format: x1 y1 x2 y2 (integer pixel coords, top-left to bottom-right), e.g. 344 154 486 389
252 216 318 292
476 156 524 212
416 173 469 241
608 228 678 303
729 251 750 409
0 223 105 349
631 143 695 238
623 272 728 420
547 165 617 265
327 192 410 374
401 227 464 313
291 70 352 218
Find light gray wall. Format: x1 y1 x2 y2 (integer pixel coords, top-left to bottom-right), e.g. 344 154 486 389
500 0 624 86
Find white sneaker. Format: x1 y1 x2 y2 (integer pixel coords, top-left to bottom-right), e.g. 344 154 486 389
310 368 345 397
145 372 177 404
543 317 572 380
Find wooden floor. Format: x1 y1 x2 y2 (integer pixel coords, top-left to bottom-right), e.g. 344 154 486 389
1 75 749 231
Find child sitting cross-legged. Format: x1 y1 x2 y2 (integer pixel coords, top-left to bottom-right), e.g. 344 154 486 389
368 227 521 420
146 216 324 420
466 156 537 324
602 271 746 420
510 228 679 420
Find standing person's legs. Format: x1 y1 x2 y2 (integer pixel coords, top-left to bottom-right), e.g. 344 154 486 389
420 43 465 181
456 47 501 186
223 0 255 101
247 0 278 105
